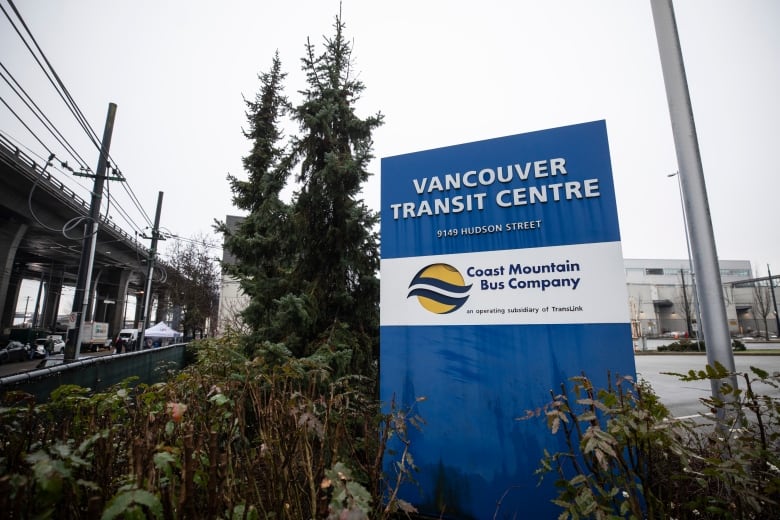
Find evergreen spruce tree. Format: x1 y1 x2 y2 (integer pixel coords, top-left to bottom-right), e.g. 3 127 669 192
216 52 292 340
286 13 383 374
218 16 382 377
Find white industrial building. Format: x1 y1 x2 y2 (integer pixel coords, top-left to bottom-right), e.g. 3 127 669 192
216 216 250 335
625 258 778 339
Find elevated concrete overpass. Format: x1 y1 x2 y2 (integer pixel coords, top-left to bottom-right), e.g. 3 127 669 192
0 134 175 340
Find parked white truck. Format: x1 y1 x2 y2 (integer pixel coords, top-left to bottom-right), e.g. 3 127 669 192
80 321 111 352
116 328 140 350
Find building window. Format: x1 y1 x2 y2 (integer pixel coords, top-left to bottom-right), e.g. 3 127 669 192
721 269 751 277
645 268 664 275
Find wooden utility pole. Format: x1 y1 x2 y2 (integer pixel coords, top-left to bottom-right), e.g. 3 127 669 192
65 103 116 361
137 192 164 351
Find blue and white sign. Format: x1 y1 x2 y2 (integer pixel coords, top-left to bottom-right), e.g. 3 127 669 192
380 121 635 518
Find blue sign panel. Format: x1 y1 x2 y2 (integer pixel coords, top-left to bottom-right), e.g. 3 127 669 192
380 121 635 518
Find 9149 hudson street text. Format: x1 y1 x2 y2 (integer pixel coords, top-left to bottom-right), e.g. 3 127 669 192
436 219 542 239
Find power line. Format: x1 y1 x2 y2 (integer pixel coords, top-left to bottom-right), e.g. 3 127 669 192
0 61 90 168
118 180 155 229
0 93 52 154
1 0 156 232
104 188 146 235
2 126 152 240
2 0 101 153
0 128 151 247
0 2 96 157
0 128 110 206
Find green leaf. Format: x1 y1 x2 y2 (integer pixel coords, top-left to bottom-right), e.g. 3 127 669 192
750 366 769 379
102 489 163 520
153 451 177 471
209 393 230 406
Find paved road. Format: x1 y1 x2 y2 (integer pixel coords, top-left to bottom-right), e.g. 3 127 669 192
635 354 780 418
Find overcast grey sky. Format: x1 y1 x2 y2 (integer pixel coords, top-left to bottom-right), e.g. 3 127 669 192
2 0 779 287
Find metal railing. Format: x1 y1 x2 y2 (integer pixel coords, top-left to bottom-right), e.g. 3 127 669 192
0 343 188 403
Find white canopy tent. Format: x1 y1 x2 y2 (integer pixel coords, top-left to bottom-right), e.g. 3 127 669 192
144 322 182 340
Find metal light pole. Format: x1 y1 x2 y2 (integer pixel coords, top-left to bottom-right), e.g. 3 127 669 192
668 171 704 350
768 265 780 336
651 0 737 412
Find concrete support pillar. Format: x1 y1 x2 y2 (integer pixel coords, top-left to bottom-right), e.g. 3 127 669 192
41 269 64 331
134 293 144 327
170 305 183 331
86 268 106 323
93 294 110 324
1 265 23 333
98 268 132 338
154 290 170 324
0 221 28 332
29 273 45 329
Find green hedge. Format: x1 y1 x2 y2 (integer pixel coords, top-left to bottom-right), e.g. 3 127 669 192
657 338 747 352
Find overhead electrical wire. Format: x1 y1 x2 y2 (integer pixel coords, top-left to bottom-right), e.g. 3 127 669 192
1 0 156 235
3 0 198 271
103 182 147 237
6 0 143 212
117 181 155 229
0 94 52 155
105 197 145 236
163 233 222 250
1 127 105 207
0 2 98 158
26 156 84 234
1 109 148 243
0 0 171 321
5 0 145 199
0 62 90 169
0 128 104 204
2 0 102 154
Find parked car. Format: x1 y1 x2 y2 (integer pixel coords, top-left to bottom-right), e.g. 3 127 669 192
0 341 29 363
29 342 47 359
35 335 66 354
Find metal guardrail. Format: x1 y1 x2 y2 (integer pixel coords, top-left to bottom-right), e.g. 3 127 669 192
0 343 188 403
0 133 149 255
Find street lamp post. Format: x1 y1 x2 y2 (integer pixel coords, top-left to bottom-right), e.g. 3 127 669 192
768 265 780 336
668 171 704 350
652 0 738 419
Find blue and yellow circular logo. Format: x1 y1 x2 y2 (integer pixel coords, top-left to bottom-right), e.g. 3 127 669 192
407 263 472 314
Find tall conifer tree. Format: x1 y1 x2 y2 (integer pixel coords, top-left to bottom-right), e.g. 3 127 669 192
287 13 383 372
217 53 291 337
219 16 382 376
